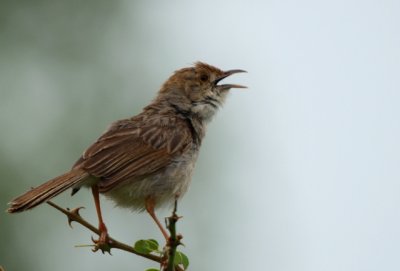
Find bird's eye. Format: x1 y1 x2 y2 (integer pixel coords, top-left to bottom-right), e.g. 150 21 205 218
200 74 209 82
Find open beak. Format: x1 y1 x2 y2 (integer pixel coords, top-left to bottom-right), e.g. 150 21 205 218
214 69 247 90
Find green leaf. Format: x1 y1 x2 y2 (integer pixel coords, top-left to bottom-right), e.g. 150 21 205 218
174 251 189 269
145 269 159 271
134 239 159 254
147 239 159 251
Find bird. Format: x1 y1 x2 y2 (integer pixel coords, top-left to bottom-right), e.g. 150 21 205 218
7 62 246 251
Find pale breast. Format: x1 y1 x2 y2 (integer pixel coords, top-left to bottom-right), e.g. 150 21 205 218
103 150 199 211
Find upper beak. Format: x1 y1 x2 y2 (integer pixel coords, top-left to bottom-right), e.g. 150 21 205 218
214 69 247 90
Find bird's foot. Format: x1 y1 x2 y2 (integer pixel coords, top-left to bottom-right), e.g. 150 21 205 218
91 232 112 254
91 223 112 254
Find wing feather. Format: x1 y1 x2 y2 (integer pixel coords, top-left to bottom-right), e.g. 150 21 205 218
73 115 193 192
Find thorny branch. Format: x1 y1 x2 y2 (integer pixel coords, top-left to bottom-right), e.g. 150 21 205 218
164 199 182 271
46 201 184 271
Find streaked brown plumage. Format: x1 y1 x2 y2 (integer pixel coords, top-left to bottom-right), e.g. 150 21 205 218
7 62 246 247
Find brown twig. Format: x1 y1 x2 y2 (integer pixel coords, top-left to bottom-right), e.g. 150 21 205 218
47 201 161 262
164 199 182 271
46 201 184 271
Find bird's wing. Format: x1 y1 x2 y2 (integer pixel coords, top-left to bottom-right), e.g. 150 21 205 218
73 115 193 192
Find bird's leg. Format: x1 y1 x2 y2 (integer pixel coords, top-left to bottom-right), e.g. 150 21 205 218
91 185 111 253
145 197 169 241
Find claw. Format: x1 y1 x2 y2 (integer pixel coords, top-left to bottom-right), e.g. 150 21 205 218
91 235 112 254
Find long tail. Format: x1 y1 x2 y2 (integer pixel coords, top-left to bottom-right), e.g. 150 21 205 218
7 168 89 213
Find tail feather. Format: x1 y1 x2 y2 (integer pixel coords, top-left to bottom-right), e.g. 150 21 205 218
7 169 89 213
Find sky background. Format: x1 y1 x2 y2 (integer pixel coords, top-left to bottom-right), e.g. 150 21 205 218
1 1 400 270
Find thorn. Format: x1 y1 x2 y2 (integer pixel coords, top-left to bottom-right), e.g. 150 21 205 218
74 244 95 248
177 237 185 247
67 206 85 228
71 206 85 217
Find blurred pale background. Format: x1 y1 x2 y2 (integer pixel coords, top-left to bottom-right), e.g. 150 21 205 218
1 1 400 270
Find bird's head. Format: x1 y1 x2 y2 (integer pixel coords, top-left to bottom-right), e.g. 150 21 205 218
157 62 246 121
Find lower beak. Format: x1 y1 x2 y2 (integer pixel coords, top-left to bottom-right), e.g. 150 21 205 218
214 69 247 90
